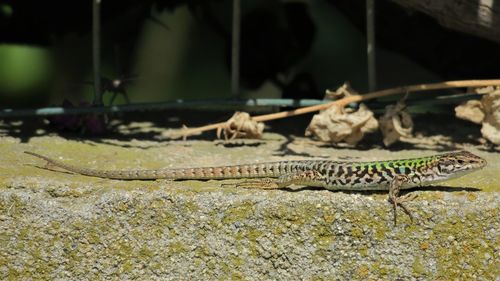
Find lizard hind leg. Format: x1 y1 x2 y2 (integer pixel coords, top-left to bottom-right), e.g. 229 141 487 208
231 178 282 190
276 170 325 190
230 170 325 190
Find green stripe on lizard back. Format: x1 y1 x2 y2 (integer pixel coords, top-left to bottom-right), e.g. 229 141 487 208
24 150 486 191
330 151 485 190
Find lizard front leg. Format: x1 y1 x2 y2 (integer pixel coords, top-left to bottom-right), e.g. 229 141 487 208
388 174 418 225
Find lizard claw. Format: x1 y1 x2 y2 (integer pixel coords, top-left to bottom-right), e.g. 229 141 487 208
389 194 417 225
388 175 418 226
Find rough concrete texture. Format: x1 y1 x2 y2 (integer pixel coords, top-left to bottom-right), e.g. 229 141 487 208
0 134 498 280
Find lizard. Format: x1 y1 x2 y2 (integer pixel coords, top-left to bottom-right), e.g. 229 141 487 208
24 150 487 225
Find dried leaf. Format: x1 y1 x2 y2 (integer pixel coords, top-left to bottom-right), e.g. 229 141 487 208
481 92 500 145
305 104 378 145
324 82 358 100
455 91 500 145
481 122 500 145
455 100 484 124
468 85 498 94
306 83 378 145
379 100 413 146
217 111 264 140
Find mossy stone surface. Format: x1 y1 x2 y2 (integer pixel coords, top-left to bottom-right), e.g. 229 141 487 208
0 135 498 280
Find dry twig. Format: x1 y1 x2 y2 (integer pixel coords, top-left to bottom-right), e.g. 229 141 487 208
178 79 500 139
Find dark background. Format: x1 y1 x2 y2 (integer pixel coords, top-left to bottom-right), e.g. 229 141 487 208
1 0 498 108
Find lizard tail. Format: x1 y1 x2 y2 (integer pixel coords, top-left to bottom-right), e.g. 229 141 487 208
24 151 281 180
24 151 159 180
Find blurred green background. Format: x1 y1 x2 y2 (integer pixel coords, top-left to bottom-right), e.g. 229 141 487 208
0 0 495 108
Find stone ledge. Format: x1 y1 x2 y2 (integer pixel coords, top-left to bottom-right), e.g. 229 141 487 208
1 135 498 279
0 182 497 280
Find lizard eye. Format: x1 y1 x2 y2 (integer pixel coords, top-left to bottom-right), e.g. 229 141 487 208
440 160 453 166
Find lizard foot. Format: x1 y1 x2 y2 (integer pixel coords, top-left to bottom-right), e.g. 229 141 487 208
388 175 418 226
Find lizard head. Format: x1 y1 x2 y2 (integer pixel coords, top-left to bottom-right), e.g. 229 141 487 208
436 150 486 177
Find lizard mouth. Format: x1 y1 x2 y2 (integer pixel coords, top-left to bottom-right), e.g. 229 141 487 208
477 158 487 168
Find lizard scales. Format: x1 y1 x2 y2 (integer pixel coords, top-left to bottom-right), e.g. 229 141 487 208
24 150 486 191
